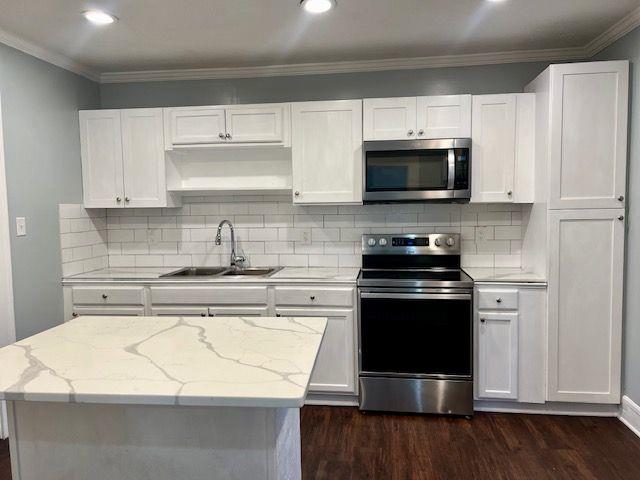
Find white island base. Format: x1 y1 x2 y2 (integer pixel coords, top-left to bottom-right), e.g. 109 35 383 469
7 401 301 480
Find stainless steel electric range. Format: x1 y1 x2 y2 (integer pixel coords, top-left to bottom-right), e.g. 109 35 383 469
357 233 474 416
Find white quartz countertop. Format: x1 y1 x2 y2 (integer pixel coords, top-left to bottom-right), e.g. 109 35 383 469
462 268 547 284
63 267 360 284
0 315 327 408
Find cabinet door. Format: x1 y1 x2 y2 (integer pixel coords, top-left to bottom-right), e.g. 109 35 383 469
471 94 517 203
477 312 518 400
121 109 167 207
416 95 471 139
165 107 226 146
79 110 124 208
547 209 624 403
225 105 285 143
276 307 356 394
291 100 363 204
363 97 417 140
549 61 628 209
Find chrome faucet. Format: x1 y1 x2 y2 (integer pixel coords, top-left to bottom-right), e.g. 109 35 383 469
215 219 245 269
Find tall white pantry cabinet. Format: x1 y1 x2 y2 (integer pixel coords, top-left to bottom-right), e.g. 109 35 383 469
524 60 629 404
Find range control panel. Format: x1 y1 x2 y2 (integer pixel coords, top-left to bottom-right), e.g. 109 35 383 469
362 233 460 255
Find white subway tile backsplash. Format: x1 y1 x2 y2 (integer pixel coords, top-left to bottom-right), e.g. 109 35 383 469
56 199 527 274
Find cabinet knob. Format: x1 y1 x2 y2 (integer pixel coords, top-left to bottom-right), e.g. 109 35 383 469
310 295 316 301
116 197 122 202
418 129 424 136
102 294 108 299
208 313 215 317
407 129 414 136
225 133 232 140
219 133 225 139
124 197 130 203
480 318 485 323
72 312 79 317
276 313 281 317
496 297 502 303
507 191 513 197
618 215 625 221
618 195 625 202
200 312 206 317
294 191 300 197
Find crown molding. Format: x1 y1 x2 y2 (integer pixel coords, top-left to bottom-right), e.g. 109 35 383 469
0 28 99 82
100 47 587 83
585 5 640 57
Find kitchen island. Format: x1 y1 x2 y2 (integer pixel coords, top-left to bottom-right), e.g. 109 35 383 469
0 315 326 480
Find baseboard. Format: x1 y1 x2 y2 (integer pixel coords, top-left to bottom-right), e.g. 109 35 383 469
474 400 619 416
619 395 640 438
305 394 359 407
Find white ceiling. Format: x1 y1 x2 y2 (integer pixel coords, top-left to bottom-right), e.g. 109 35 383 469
0 0 639 78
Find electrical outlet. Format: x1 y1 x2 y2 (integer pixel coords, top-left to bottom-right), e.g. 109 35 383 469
16 217 26 236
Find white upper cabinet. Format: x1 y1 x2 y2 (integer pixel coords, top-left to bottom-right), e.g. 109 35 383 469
363 97 417 140
225 105 286 143
291 100 363 204
547 209 624 403
121 109 168 208
164 103 290 149
363 95 471 141
471 93 535 203
166 107 226 145
416 95 472 139
548 61 628 209
79 110 124 208
80 108 178 209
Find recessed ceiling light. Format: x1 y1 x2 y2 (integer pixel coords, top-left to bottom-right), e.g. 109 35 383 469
82 10 117 25
300 0 336 14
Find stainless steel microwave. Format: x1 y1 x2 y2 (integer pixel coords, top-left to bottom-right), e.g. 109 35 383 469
363 138 471 203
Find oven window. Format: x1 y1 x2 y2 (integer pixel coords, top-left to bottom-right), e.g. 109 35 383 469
360 295 471 376
365 150 450 191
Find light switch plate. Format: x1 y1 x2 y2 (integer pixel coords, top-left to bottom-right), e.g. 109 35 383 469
16 217 26 236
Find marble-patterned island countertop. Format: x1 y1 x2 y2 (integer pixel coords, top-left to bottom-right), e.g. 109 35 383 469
0 315 327 408
462 268 547 284
62 267 360 284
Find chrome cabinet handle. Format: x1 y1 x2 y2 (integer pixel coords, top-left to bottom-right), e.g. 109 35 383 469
418 129 424 136
619 215 624 221
407 129 414 136
102 294 108 299
496 297 502 303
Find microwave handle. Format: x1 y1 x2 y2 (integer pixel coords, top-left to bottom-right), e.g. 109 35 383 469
447 149 455 190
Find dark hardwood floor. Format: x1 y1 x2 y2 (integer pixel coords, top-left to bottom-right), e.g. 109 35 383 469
2 407 640 479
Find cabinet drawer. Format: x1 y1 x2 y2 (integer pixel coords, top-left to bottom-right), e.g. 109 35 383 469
150 286 268 305
72 306 145 317
275 287 354 307
72 286 145 305
477 289 518 310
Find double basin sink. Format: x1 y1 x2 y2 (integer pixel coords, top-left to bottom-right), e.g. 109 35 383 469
160 266 283 278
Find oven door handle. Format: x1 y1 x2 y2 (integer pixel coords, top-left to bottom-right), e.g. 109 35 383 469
360 292 470 301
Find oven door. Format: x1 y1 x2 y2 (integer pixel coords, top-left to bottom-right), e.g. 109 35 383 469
359 289 472 379
363 139 470 202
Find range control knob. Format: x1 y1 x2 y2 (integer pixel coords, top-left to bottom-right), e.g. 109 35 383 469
367 238 377 247
378 238 388 246
434 238 442 247
446 237 456 247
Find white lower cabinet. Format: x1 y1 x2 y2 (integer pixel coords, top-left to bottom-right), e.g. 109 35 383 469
474 285 546 404
275 307 356 395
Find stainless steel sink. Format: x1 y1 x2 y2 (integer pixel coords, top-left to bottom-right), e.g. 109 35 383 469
222 267 283 277
160 267 229 277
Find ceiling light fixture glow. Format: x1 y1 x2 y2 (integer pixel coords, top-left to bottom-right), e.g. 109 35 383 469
83 10 117 25
300 0 335 14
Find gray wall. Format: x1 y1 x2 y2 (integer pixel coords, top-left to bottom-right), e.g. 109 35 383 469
595 27 640 405
0 43 99 339
100 61 556 108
